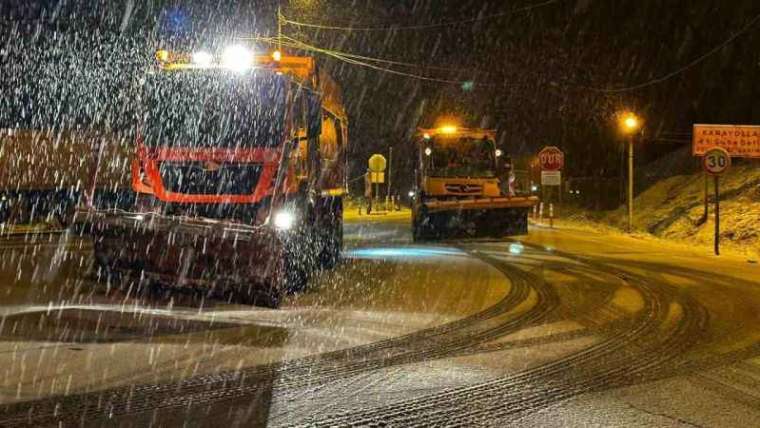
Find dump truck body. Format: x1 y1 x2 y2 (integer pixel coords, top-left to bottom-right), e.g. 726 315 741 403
0 129 132 225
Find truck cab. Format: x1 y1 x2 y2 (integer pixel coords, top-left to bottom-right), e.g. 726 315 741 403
412 125 536 240
77 47 348 307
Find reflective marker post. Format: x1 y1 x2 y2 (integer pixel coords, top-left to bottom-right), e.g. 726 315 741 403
549 203 554 229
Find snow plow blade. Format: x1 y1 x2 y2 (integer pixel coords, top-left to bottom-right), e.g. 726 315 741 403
413 196 537 240
423 196 537 213
73 208 286 308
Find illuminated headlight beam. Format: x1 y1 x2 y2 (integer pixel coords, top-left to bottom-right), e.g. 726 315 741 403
222 45 253 72
273 210 296 230
192 51 213 67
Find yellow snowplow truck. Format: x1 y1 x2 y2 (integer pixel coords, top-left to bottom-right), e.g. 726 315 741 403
411 126 537 241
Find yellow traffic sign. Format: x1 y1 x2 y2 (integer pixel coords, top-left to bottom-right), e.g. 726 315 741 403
370 172 385 183
368 154 387 172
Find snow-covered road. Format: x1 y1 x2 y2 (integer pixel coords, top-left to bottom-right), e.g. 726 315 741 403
0 217 759 427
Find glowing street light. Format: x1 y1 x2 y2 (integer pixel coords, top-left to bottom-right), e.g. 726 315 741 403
620 113 641 134
619 112 643 233
438 125 458 134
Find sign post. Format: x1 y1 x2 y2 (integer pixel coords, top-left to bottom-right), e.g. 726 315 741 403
691 124 758 255
702 147 731 255
538 146 564 227
368 154 387 214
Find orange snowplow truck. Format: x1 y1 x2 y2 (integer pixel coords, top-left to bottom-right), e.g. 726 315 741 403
412 126 537 240
75 48 348 307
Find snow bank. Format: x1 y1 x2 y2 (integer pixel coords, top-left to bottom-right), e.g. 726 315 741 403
603 165 760 257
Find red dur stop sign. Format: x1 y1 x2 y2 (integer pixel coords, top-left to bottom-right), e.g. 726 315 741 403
538 146 564 171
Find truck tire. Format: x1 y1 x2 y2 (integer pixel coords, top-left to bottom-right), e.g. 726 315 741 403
319 197 343 269
412 216 422 242
0 194 10 224
237 285 283 309
284 253 310 294
92 237 124 285
283 224 317 294
412 215 429 242
54 200 76 228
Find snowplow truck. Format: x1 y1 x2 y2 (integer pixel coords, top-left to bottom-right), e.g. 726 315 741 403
411 127 537 240
74 48 348 308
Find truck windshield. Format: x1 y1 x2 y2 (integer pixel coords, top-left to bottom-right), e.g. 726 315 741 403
141 71 287 148
427 137 497 178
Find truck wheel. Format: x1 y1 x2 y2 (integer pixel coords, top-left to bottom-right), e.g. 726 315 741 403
285 257 309 294
93 238 111 271
54 201 76 229
92 237 123 285
0 195 10 224
237 285 283 309
283 237 313 294
412 216 428 242
319 198 343 269
412 205 431 242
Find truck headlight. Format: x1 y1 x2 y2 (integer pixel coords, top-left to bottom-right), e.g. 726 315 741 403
273 210 295 230
222 45 252 72
192 51 213 66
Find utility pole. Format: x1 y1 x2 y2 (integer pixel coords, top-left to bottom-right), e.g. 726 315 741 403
627 133 634 233
387 147 393 200
704 172 709 221
714 175 720 255
619 112 641 234
277 5 282 52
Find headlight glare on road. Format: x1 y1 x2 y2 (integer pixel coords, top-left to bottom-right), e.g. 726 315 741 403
508 242 524 255
273 210 296 230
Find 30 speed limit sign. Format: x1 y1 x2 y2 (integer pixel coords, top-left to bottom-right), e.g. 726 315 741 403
702 147 731 175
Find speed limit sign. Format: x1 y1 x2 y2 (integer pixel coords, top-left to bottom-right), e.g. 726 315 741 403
703 147 731 175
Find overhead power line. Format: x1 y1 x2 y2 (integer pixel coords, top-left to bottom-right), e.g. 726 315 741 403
281 0 565 32
581 10 760 93
253 35 492 85
263 7 760 93
280 36 476 84
253 35 472 73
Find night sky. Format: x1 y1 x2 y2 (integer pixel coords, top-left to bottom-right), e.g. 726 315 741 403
2 0 759 192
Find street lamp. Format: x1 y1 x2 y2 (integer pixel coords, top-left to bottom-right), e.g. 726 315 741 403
619 112 642 233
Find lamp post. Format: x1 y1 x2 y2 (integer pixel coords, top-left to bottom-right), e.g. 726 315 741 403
620 113 641 233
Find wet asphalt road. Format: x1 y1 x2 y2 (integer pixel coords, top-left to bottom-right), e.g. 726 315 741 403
0 216 759 427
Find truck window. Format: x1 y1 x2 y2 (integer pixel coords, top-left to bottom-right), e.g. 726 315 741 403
141 71 287 149
427 137 497 178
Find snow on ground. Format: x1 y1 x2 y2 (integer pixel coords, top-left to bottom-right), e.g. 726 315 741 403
554 164 760 259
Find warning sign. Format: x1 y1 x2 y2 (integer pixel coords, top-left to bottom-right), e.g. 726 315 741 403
692 124 760 158
369 172 385 183
541 170 561 186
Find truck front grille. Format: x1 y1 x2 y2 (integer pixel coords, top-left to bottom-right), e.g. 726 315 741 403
159 162 263 196
444 183 483 194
